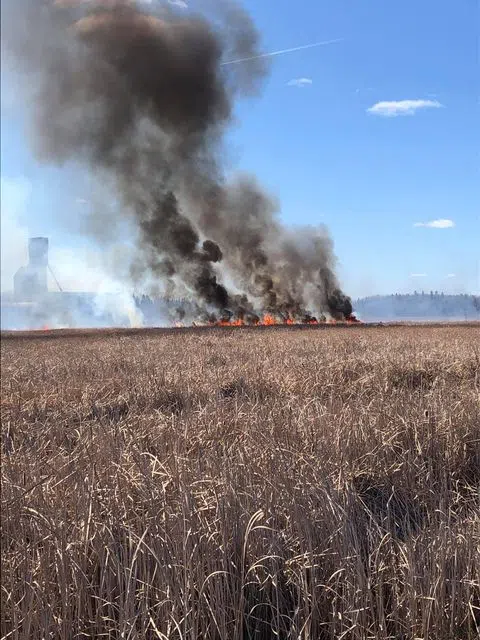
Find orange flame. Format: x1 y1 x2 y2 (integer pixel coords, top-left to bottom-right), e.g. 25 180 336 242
173 313 361 328
262 314 276 325
216 318 245 327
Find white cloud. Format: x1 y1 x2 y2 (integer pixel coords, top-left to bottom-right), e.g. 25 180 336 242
413 218 455 229
410 273 427 278
168 0 188 8
287 77 313 88
367 99 443 117
446 273 456 278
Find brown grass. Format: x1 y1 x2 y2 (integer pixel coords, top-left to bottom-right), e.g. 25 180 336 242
1 325 479 639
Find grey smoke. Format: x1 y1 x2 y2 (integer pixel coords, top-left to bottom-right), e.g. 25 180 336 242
3 0 353 321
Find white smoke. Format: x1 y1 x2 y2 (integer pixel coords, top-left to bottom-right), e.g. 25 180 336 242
0 176 144 328
1 177 30 292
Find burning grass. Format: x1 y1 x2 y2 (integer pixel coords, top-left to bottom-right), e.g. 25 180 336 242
205 313 360 327
1 325 479 639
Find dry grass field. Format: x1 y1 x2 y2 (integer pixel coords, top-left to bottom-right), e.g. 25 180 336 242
1 325 479 639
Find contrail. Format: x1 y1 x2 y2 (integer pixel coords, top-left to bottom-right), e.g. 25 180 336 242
221 38 343 66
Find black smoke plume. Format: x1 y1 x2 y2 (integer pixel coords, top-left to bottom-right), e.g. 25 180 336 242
3 0 354 322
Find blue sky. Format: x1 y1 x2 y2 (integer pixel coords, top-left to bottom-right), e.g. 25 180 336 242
1 0 479 296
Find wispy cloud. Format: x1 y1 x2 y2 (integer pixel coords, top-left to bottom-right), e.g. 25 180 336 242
355 87 375 96
446 273 456 278
367 99 443 117
410 273 427 278
287 77 313 88
414 219 455 229
168 0 188 8
221 38 343 66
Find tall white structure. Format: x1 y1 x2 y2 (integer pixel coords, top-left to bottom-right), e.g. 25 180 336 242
14 237 49 300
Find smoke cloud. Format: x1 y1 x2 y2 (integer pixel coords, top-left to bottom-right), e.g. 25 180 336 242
3 0 354 323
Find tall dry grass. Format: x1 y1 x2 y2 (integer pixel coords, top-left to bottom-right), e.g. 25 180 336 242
1 325 479 639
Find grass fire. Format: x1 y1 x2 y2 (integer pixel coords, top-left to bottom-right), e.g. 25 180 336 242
1 2 479 639
194 312 360 327
2 0 355 327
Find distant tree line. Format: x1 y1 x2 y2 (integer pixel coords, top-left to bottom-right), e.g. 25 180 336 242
353 292 480 321
132 293 480 322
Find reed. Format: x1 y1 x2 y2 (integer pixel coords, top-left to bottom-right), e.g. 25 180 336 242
1 325 479 639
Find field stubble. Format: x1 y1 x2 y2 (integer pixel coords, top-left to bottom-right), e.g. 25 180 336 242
1 325 479 639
